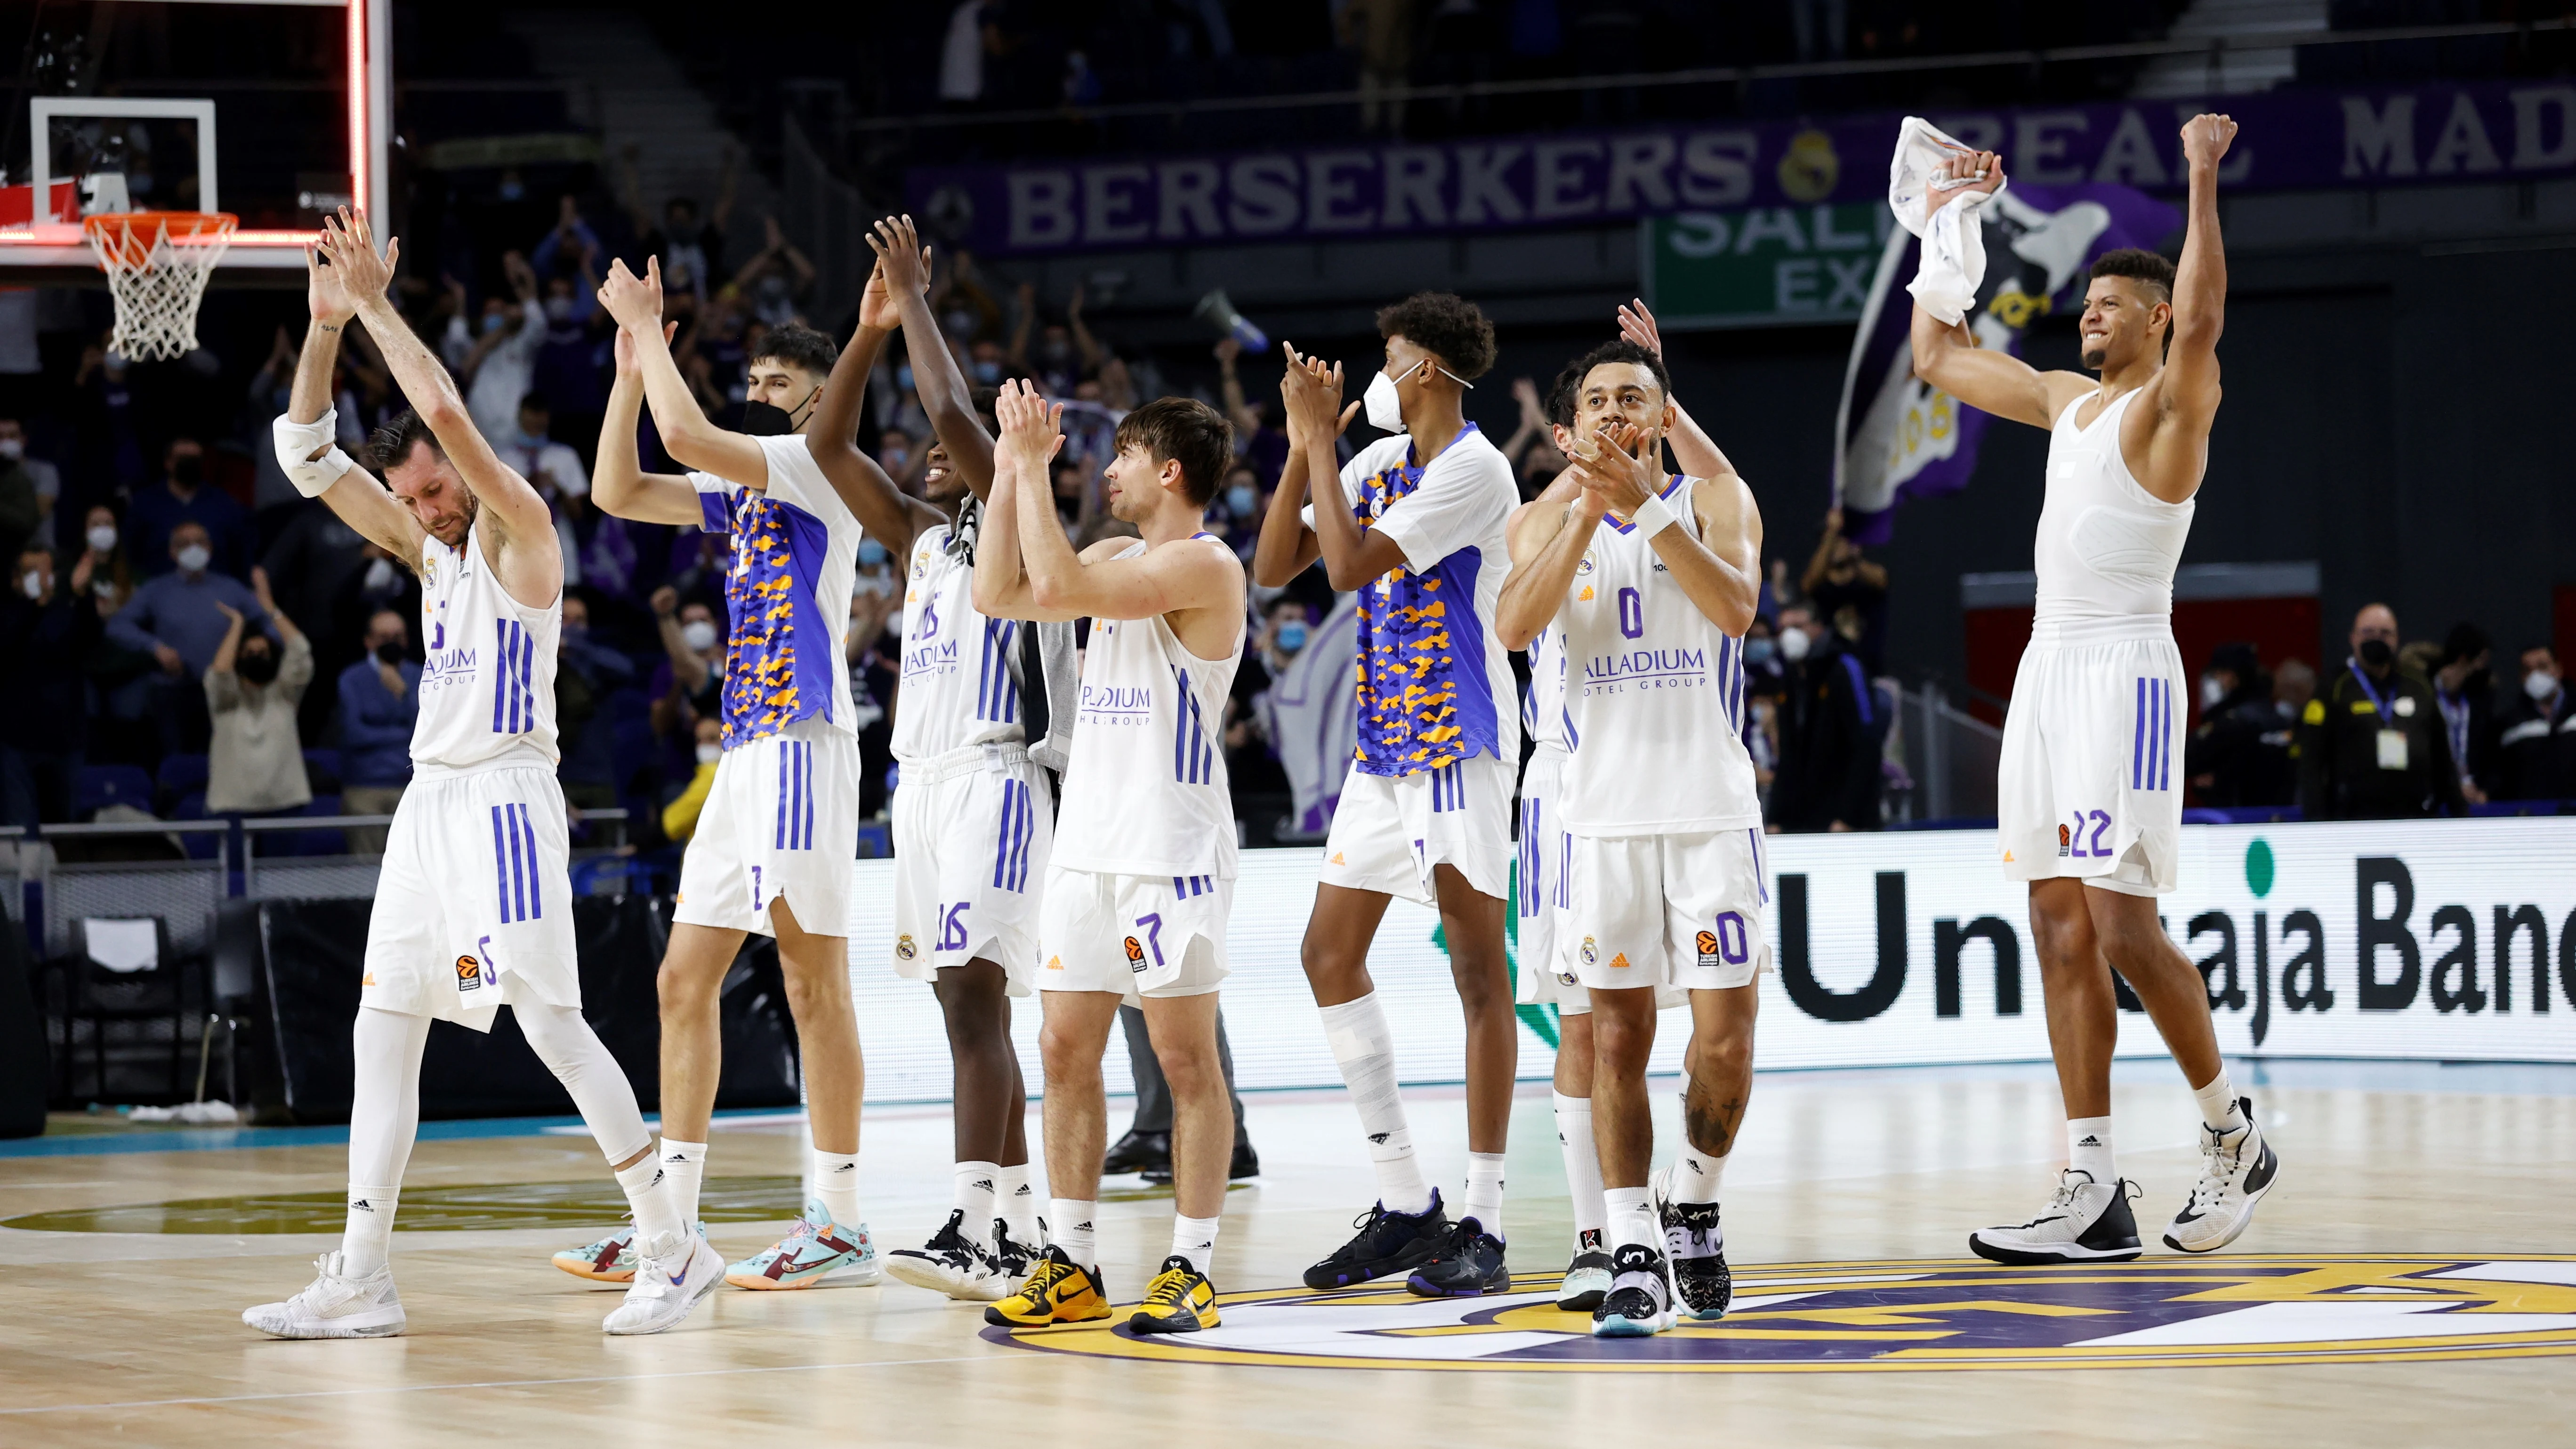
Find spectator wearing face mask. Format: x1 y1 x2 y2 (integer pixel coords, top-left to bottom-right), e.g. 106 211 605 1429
0 417 54 560
2187 641 2292 807
336 609 419 853
1766 603 1882 832
1801 507 1890 675
1214 464 1264 559
2429 622 2498 806
107 521 270 757
0 545 102 825
2495 645 2576 803
126 437 250 580
76 504 133 612
661 716 726 841
620 140 737 301
2298 603 2460 820
204 569 313 816
649 584 725 777
462 251 545 444
734 215 816 330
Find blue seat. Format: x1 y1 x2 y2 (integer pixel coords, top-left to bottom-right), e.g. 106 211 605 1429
169 793 220 859
75 764 157 820
260 795 347 857
301 748 342 794
155 753 210 805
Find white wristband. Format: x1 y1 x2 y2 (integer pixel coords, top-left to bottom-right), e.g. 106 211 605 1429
1628 491 1679 540
272 409 356 498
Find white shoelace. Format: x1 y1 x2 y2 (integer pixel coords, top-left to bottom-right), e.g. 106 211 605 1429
2188 1125 2249 1213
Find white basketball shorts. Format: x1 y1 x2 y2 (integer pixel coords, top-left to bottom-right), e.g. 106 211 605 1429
675 716 861 938
1997 619 2187 897
1037 865 1231 1007
891 744 1053 995
1512 746 1588 1015
362 765 580 1032
1320 753 1513 906
1566 826 1771 995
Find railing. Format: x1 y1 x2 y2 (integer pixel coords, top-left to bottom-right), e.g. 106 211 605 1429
1883 682 2005 826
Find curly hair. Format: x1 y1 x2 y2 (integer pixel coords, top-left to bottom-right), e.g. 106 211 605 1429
1114 396 1234 507
1374 291 1497 381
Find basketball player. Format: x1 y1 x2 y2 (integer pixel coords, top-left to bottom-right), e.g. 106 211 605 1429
1908 115 2279 1263
1495 340 1766 1336
974 381 1245 1336
1251 295 1522 1297
244 211 690 1338
581 253 882 1295
863 214 1057 1298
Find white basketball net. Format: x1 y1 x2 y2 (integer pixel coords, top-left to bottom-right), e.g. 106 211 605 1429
87 215 235 362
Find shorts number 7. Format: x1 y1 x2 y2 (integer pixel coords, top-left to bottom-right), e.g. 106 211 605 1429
1134 912 1166 967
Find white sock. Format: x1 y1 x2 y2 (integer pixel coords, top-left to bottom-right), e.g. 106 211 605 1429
659 1138 708 1224
814 1150 861 1228
1604 1186 1654 1254
1462 1151 1506 1241
1553 1092 1606 1242
1052 1199 1100 1270
953 1161 1000 1251
340 1184 399 1277
2190 1070 2248 1134
616 1154 685 1244
1170 1214 1220 1275
1317 994 1433 1214
2067 1116 2116 1184
1675 1144 1727 1207
998 1162 1041 1244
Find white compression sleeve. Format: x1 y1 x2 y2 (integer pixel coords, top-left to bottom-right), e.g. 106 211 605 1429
514 1001 653 1166
271 408 358 498
347 1006 431 1187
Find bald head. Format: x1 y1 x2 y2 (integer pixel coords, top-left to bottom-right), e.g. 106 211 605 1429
2351 603 2399 675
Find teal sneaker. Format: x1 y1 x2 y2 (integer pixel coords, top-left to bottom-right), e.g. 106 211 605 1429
723 1200 881 1289
550 1218 709 1283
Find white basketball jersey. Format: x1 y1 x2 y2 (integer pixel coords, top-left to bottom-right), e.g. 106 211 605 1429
2034 388 2194 625
1557 477 1760 836
1523 618 1570 753
412 522 558 774
1054 536 1242 881
892 520 1024 762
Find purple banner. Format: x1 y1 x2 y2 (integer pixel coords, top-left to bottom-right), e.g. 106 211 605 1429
907 80 2576 256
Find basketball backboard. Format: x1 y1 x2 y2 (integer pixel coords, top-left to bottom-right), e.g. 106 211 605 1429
0 0 388 280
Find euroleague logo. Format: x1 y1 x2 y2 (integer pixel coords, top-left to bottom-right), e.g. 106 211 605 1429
1695 929 1723 968
988 1256 2576 1373
1124 936 1148 973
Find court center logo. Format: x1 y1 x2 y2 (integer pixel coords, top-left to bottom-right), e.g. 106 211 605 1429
986 1256 2576 1373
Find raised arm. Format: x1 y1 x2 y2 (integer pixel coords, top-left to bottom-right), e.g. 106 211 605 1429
970 418 1063 622
873 214 995 499
998 382 1239 626
1576 422 1762 636
277 244 421 564
806 253 943 556
322 211 558 583
1903 153 2083 431
594 322 705 525
2133 113 2233 504
1272 344 1398 591
1616 298 1734 479
599 257 769 488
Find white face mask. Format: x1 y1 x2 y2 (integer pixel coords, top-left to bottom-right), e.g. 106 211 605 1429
363 557 397 594
19 570 41 600
682 620 719 653
695 742 723 765
1362 366 1406 434
2200 674 2227 708
87 524 117 553
1778 627 1812 663
0 438 23 461
2528 670 2562 702
93 581 117 605
175 544 211 574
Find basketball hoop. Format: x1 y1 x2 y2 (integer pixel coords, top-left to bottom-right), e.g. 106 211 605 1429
83 211 238 362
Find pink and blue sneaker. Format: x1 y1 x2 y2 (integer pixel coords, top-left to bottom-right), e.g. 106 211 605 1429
723 1200 881 1290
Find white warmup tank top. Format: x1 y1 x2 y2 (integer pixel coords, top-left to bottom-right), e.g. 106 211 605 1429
2034 388 2195 626
892 520 1026 762
1558 477 1761 836
1523 619 1570 754
1054 536 1243 881
412 522 558 775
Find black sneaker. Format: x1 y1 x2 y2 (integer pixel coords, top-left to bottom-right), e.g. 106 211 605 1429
1556 1228 1614 1312
991 1216 1041 1279
1660 1199 1731 1320
1230 1133 1260 1180
1302 1189 1449 1290
1404 1216 1511 1297
1590 1242 1674 1337
1103 1129 1170 1176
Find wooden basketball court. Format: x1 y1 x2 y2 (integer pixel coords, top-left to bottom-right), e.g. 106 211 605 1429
6 1061 2572 1445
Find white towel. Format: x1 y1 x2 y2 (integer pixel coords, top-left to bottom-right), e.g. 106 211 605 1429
1890 116 2006 326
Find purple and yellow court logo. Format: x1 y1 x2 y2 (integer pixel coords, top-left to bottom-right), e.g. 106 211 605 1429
986 1256 2576 1373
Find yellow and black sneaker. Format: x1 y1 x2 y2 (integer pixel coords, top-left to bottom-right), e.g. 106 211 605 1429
982 1244 1111 1327
1127 1255 1220 1335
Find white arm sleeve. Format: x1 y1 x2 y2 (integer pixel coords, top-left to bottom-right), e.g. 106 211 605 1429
271 408 358 499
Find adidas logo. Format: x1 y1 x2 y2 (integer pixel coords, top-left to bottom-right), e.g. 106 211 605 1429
648 1170 665 1188
2076 1135 2102 1146
1685 1161 1706 1175
1073 1221 1095 1232
1012 1184 1033 1197
972 1178 995 1192
828 1163 856 1174
666 1152 689 1163
349 1199 374 1211
1367 1132 1391 1145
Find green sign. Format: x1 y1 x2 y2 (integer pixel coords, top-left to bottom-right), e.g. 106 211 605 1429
1641 204 1894 329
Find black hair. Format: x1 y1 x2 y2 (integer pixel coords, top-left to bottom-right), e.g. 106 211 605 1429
518 391 550 415
1564 339 1671 406
1113 396 1234 507
1375 291 1497 381
368 409 444 472
2089 247 2176 303
2440 620 2490 667
1542 362 1582 429
749 322 839 380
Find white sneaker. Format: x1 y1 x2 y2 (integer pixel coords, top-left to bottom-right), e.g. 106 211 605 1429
1968 1171 2144 1264
2163 1099 2280 1254
602 1231 725 1335
242 1251 405 1338
884 1209 1009 1301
